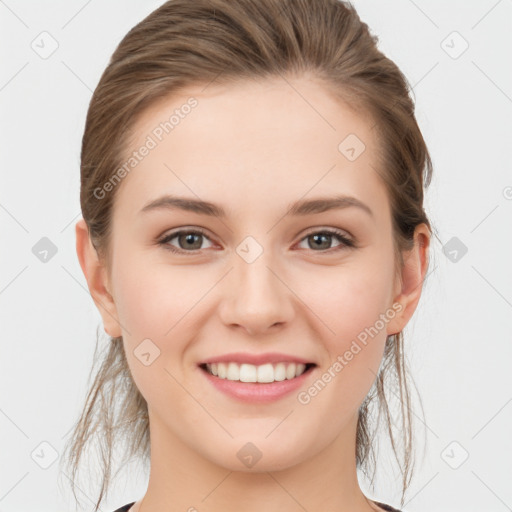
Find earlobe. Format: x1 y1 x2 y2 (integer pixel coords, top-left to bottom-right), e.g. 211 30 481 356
386 224 431 337
75 218 122 338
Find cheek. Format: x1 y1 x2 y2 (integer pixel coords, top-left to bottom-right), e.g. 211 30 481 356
112 254 201 338
297 257 394 392
111 256 199 406
308 263 393 340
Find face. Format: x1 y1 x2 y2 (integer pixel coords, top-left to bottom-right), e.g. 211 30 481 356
79 74 427 473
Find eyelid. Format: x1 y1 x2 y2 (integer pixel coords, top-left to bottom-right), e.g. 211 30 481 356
300 226 352 239
295 226 355 251
158 226 356 254
158 227 215 251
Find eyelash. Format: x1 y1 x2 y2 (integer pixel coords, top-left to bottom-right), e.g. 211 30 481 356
157 227 356 255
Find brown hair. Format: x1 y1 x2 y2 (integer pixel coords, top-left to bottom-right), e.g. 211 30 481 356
61 0 434 510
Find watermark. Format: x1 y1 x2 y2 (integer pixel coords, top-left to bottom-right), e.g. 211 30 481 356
237 441 263 468
442 236 468 263
93 97 199 200
134 338 161 366
440 440 469 469
32 236 58 263
440 31 469 60
297 302 403 405
30 441 59 469
31 31 59 59
338 133 366 162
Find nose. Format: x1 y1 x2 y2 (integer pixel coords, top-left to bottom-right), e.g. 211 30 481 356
217 251 295 336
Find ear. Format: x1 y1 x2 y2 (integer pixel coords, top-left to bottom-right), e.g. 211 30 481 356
386 223 431 336
75 218 122 338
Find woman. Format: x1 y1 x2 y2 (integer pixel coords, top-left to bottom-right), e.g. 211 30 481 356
62 1 433 511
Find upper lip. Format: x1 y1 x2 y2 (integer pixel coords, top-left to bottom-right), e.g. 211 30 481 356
199 352 316 366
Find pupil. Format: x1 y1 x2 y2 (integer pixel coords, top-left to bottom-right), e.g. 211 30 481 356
182 233 201 249
311 233 330 250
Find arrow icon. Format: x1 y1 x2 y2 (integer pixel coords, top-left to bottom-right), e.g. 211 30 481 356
448 249 458 260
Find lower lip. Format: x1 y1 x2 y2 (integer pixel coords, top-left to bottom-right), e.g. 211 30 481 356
199 365 315 403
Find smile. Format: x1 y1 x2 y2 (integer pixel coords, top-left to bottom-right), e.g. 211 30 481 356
201 362 316 383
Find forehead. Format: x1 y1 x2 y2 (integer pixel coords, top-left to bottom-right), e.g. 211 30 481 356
114 75 387 219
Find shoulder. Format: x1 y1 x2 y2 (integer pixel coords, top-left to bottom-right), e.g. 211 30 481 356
111 502 136 512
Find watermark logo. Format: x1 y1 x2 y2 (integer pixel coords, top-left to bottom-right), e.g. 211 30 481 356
134 338 161 366
338 133 366 162
93 97 199 200
31 31 59 59
440 440 469 469
442 236 468 263
236 236 264 264
32 237 58 263
297 302 403 405
31 441 59 469
440 31 469 60
237 442 263 468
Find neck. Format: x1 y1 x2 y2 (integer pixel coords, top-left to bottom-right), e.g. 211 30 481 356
131 411 380 512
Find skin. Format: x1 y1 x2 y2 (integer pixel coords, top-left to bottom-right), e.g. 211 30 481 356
76 74 430 512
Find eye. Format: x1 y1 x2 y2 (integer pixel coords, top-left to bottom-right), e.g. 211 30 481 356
158 227 355 255
158 228 214 254
296 228 355 252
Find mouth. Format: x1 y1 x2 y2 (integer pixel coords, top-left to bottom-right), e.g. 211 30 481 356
199 361 317 384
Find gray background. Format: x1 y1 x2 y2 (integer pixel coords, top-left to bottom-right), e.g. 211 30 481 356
1 1 511 511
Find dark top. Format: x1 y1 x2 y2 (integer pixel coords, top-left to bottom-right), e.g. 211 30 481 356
113 504 135 512
373 502 403 512
112 500 402 511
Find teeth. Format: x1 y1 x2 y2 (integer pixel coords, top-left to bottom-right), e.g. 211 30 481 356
206 362 308 382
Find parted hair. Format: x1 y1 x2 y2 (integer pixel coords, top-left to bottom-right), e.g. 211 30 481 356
60 1 433 510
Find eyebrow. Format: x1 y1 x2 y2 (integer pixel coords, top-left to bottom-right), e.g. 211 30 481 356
140 194 374 218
